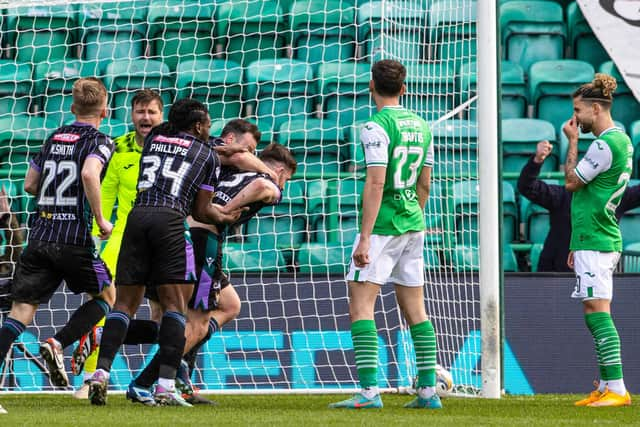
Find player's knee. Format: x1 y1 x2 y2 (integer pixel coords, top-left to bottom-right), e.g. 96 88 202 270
98 285 116 307
225 294 241 320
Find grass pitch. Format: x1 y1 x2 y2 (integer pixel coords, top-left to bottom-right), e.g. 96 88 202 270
0 393 638 426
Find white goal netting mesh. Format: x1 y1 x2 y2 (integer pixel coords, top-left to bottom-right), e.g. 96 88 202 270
0 0 481 394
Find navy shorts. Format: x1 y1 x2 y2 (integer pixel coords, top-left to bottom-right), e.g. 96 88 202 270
116 207 197 287
188 227 229 312
12 240 111 305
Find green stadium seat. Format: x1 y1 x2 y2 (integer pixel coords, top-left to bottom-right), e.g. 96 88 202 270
244 209 307 250
424 246 441 271
99 118 130 139
500 1 566 72
622 242 640 273
318 62 374 131
0 60 33 119
524 202 550 244
4 4 77 63
429 0 477 69
147 1 215 71
304 178 330 234
78 2 148 72
559 120 626 165
245 59 315 132
459 60 527 119
424 181 445 246
297 242 350 274
404 63 456 123
444 244 518 272
244 180 308 250
346 121 367 172
431 120 477 178
599 61 640 131
290 0 357 70
176 59 243 121
278 119 344 178
103 59 174 122
34 60 102 126
450 180 517 246
0 115 55 177
566 2 609 68
529 60 594 136
314 179 362 245
216 1 286 67
357 1 427 61
501 118 557 174
224 242 286 273
620 180 640 247
631 121 640 148
529 242 543 272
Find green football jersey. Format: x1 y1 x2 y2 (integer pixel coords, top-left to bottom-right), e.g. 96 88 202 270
359 105 433 236
570 127 633 252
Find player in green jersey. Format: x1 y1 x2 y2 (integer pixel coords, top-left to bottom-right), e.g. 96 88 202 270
564 73 632 407
329 60 440 410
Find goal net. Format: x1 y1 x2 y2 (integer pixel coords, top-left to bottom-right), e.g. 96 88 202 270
0 0 483 395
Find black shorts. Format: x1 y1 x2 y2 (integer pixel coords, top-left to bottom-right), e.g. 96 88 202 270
11 240 112 305
188 227 229 312
116 207 196 288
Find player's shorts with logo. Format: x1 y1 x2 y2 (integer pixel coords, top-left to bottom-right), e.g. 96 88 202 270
116 206 197 288
572 250 620 300
188 227 229 312
11 240 111 304
346 231 425 287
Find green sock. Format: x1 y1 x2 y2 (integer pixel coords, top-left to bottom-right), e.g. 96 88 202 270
410 320 437 388
351 319 378 388
585 312 623 381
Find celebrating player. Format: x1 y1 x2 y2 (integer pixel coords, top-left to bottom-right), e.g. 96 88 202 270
0 78 115 398
87 98 242 406
328 60 440 410
127 142 296 405
564 74 632 407
71 89 165 398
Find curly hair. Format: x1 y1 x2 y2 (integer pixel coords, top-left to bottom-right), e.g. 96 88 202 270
573 73 617 107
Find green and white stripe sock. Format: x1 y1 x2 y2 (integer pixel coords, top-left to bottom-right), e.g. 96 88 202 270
585 312 626 395
410 320 437 389
351 319 378 390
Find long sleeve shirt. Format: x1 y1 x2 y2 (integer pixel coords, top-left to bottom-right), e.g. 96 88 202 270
517 156 640 272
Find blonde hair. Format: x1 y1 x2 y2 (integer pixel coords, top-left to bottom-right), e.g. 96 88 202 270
72 78 107 117
573 73 617 107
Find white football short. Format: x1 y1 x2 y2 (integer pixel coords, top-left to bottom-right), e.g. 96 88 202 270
571 250 620 301
346 231 425 287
